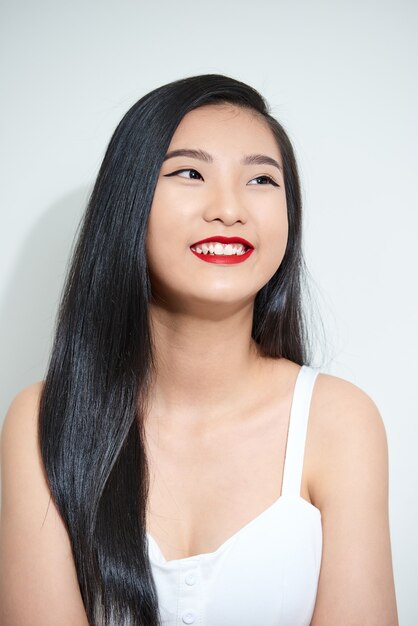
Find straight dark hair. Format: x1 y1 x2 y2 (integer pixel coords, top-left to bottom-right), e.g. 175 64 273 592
38 74 321 625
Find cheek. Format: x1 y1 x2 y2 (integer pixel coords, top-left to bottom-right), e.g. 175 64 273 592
147 185 192 245
261 210 289 269
145 191 191 281
145 205 168 277
147 191 176 251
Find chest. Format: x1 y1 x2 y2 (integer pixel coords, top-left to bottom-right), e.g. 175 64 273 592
144 390 311 562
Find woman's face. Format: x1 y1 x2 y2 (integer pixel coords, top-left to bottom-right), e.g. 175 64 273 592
146 104 288 313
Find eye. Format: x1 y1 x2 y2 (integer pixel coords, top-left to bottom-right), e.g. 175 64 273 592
248 175 280 187
164 168 204 180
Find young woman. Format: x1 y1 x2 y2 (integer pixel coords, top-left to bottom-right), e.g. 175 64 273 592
0 74 398 625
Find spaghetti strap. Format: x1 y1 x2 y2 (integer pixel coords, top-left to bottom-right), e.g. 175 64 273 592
281 365 320 498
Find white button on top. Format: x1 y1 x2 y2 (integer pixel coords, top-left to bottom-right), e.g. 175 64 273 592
184 571 197 586
182 609 197 624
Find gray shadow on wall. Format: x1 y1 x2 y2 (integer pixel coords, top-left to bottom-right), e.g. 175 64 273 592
0 186 91 420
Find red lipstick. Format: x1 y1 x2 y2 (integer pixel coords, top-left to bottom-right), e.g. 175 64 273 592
189 235 255 265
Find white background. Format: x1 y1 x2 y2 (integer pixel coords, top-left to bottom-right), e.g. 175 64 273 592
1 0 417 622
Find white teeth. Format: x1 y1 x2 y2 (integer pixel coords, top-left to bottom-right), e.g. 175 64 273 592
191 242 248 256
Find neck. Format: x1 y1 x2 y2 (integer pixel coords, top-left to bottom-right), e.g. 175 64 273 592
146 301 268 427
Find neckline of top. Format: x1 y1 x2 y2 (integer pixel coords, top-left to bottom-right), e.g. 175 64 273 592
146 496 321 565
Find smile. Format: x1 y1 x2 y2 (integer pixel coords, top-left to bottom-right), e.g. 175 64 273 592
189 237 255 264
190 247 254 264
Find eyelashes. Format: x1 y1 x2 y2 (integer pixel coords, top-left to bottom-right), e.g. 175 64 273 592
248 175 279 187
164 168 280 187
165 169 203 181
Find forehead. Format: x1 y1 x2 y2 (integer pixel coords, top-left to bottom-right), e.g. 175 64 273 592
168 104 281 159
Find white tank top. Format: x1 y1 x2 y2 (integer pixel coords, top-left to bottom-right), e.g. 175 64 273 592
147 365 322 626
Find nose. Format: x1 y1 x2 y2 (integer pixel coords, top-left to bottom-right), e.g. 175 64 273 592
202 180 248 225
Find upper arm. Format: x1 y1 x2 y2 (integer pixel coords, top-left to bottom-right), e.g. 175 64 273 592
309 375 399 626
0 384 89 626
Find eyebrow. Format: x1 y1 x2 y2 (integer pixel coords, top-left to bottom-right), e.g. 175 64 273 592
162 148 282 172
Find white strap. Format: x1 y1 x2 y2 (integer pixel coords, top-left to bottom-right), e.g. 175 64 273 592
281 365 320 497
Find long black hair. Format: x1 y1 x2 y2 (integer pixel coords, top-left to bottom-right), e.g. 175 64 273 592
38 73 321 625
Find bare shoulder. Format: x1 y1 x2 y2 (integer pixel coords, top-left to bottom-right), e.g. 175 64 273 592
306 371 398 625
311 370 386 430
2 380 45 432
1 381 47 523
1 381 46 504
308 371 388 507
0 382 89 625
2 380 45 426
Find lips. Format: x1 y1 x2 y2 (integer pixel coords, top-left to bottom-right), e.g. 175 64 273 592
190 235 254 249
189 235 255 265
